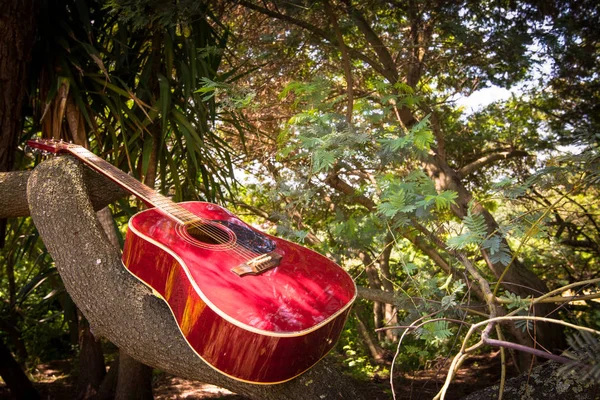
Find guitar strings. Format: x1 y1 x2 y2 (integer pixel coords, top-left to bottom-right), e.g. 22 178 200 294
34 140 263 261
146 197 250 250
66 143 264 261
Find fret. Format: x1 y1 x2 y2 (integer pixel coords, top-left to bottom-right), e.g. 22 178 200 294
66 145 202 225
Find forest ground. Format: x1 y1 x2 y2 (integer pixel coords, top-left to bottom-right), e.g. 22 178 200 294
0 352 511 399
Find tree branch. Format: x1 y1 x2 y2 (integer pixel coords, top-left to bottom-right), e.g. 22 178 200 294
457 149 529 178
324 171 376 211
340 0 398 83
26 157 365 400
236 1 390 83
324 0 354 124
0 168 127 219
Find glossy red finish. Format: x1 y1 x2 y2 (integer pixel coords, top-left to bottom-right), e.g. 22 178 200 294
122 202 356 383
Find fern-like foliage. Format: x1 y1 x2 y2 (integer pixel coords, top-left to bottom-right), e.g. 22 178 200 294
559 331 600 384
482 234 512 266
447 207 488 250
416 320 454 346
377 170 458 226
379 114 433 154
498 292 531 310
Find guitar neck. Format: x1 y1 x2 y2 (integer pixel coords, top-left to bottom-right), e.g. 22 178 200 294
66 146 197 224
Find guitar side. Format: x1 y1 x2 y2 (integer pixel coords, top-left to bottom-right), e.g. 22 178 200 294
122 202 356 384
24 140 357 383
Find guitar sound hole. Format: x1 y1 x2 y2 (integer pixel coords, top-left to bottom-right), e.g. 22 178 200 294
186 224 231 245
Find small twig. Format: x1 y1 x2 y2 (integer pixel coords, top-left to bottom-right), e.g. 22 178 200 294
390 314 466 400
483 338 570 364
376 318 471 332
434 315 600 400
528 278 600 307
496 292 600 305
493 187 577 296
495 325 506 400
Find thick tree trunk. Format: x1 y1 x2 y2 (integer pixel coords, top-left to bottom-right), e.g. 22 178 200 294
115 352 153 400
0 0 39 246
0 0 37 168
77 317 106 399
92 357 120 400
26 157 366 400
423 153 565 353
0 169 128 219
0 336 40 399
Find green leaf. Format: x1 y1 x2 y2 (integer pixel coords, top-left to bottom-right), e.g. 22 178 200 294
141 138 153 177
482 235 501 254
381 135 411 152
499 292 530 310
413 125 434 150
378 188 417 218
403 263 418 275
434 190 458 210
447 232 481 249
420 190 458 211
489 242 512 266
293 230 309 242
312 150 336 172
464 213 487 236
158 74 171 135
515 318 534 332
439 274 453 291
441 294 457 310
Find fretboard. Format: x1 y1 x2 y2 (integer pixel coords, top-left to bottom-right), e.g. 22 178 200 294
67 146 200 225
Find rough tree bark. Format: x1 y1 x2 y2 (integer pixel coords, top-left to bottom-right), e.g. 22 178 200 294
0 169 128 219
462 361 598 400
115 352 153 400
77 317 106 398
25 157 366 400
0 0 39 247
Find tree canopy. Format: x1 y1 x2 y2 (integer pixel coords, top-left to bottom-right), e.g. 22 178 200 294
1 0 600 399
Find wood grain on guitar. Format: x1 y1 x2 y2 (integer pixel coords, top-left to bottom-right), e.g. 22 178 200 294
27 138 357 384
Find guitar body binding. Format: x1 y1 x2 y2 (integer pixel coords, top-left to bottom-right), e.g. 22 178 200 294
122 201 356 384
25 139 357 384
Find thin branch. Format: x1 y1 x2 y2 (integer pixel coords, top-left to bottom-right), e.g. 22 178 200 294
495 325 507 400
324 0 354 124
434 315 600 400
457 149 529 178
497 292 600 305
517 277 600 312
340 0 398 83
484 338 570 364
236 0 388 78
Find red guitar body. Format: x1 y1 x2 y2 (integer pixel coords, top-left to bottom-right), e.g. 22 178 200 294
26 138 356 384
122 202 356 384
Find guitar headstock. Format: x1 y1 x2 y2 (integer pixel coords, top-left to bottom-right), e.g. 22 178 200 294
26 138 76 156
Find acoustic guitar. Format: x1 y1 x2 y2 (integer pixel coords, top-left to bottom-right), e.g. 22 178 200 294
27 138 357 384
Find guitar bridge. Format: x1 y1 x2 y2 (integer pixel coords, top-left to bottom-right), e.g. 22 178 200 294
231 252 283 276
